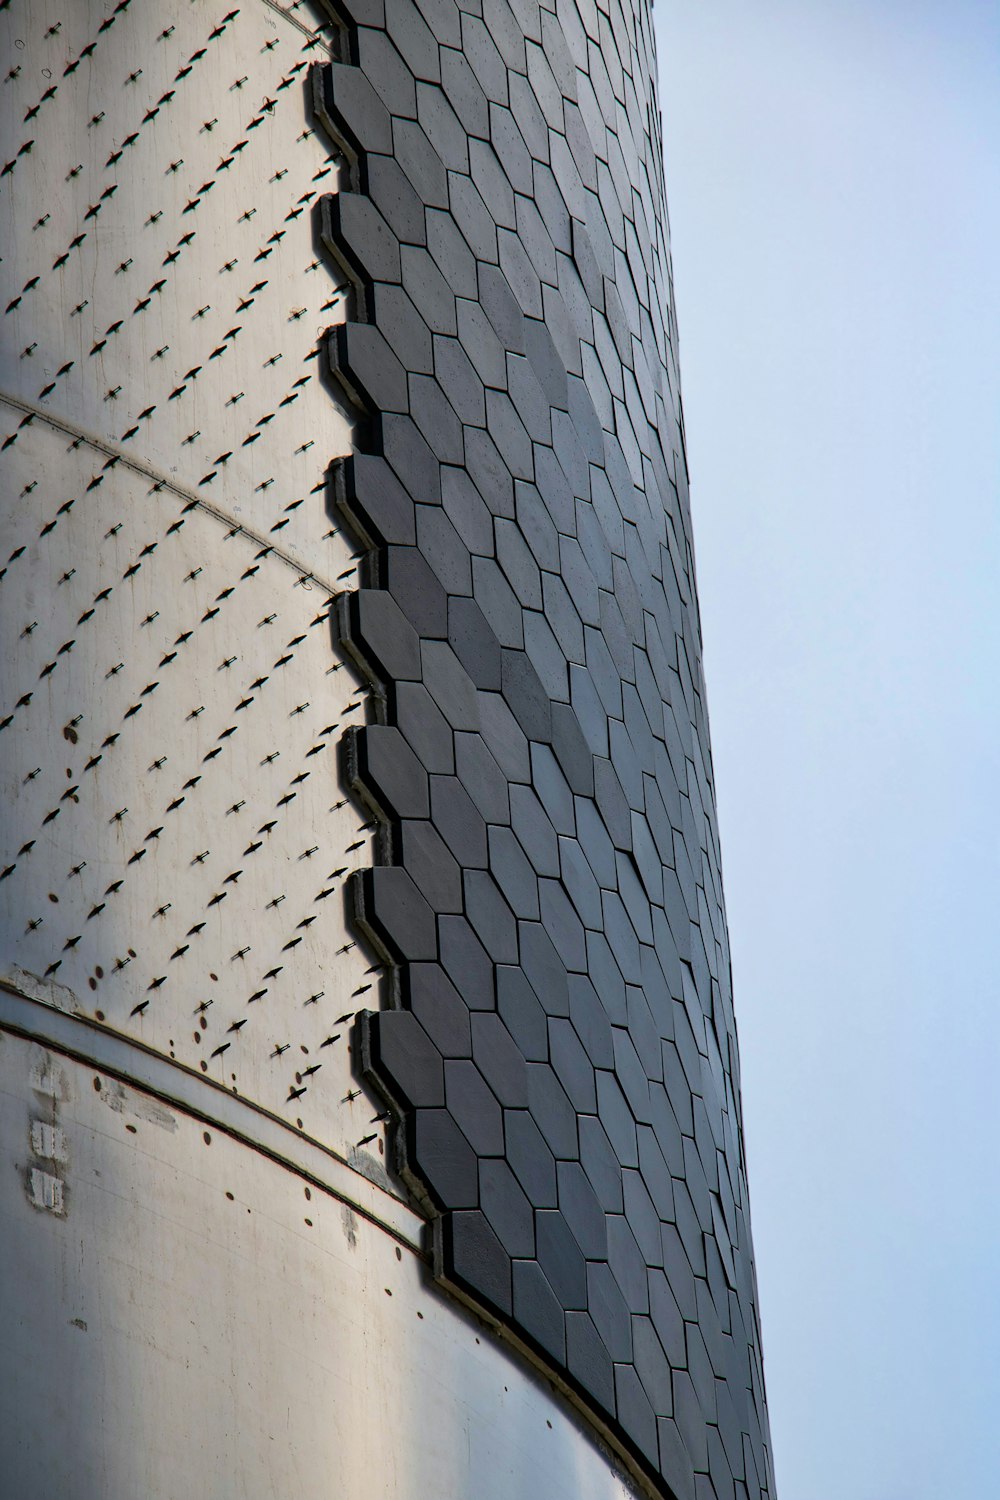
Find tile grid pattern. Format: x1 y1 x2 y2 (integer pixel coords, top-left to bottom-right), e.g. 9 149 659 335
315 0 775 1494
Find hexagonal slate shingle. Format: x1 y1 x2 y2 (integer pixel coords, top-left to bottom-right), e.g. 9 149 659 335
313 0 776 1495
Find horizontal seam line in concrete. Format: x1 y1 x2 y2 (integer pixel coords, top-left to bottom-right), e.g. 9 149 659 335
0 388 352 596
0 978 425 1254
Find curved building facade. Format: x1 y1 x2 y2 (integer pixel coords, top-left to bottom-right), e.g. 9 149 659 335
0 3 774 1499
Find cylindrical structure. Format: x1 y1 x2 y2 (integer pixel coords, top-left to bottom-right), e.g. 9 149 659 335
0 3 774 1498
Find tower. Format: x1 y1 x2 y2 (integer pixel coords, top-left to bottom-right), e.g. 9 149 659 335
0 3 774 1497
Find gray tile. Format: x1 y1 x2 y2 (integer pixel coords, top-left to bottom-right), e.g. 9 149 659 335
444 1211 512 1317
658 1419 697 1500
316 61 393 157
587 1260 633 1363
615 1361 659 1469
455 732 510 822
505 1108 558 1206
606 1214 649 1316
532 442 576 535
449 172 500 264
602 887 643 984
395 680 455 775
542 570 586 665
417 78 472 173
574 793 617 886
530 742 575 835
512 1259 566 1365
489 103 534 196
411 1107 479 1208
407 962 472 1058
413 0 462 49
509 783 560 877
408 374 465 463
480 1157 535 1257
505 349 553 444
631 1314 673 1418
446 1058 504 1155
495 516 543 609
496 964 548 1062
460 10 509 106
622 1168 663 1268
465 426 517 519
497 226 544 319
488 826 540 920
557 1158 607 1259
426 211 480 300
430 775 488 867
584 929 627 1026
613 1025 652 1123
500 647 552 741
565 1311 614 1413
527 1062 578 1161
358 29 418 119
438 914 494 1006
440 461 495 555
568 974 615 1069
363 1008 444 1110
354 866 437 962
336 452 416 551
345 588 422 683
508 71 550 166
392 116 451 209
636 1124 675 1223
550 702 594 796
449 599 503 691
384 0 442 83
382 413 442 507
518 920 569 1017
514 478 561 570
478 691 531 782
439 43 491 136
472 555 526 650
385 544 449 637
595 1069 638 1169
536 1209 587 1310
549 1016 597 1113
372 283 435 375
481 0 527 72
469 138 518 232
421 641 481 731
400 819 463 913
351 723 429 820
523 608 572 704
558 834 603 931
401 244 459 337
470 1008 530 1104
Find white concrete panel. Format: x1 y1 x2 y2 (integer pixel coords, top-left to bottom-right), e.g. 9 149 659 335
0 1028 641 1500
0 0 393 1181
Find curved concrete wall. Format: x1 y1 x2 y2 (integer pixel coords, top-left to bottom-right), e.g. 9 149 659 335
0 1024 641 1500
0 2 774 1498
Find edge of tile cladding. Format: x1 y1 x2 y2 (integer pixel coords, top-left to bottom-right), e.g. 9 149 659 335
309 0 775 1494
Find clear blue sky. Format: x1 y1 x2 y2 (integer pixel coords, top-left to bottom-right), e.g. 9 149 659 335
656 4 1000 1496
